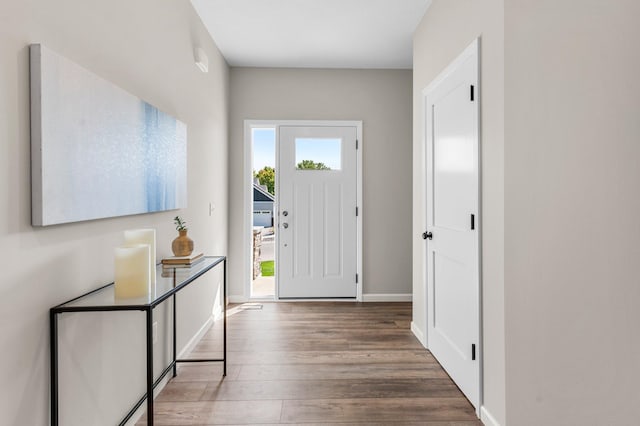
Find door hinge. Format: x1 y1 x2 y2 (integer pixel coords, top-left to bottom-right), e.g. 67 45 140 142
356 273 359 284
356 139 359 149
472 344 476 361
470 85 475 101
356 206 359 216
471 214 475 230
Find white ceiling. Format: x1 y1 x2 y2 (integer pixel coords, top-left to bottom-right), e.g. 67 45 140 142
190 0 432 69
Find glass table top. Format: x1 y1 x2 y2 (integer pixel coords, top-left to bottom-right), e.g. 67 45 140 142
54 256 225 311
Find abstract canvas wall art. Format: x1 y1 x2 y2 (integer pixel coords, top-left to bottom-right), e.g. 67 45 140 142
30 44 187 226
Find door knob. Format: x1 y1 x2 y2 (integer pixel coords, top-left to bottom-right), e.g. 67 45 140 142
283 223 289 229
422 231 432 240
282 211 288 217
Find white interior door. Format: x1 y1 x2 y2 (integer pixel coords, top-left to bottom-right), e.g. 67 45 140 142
278 126 358 298
425 40 480 409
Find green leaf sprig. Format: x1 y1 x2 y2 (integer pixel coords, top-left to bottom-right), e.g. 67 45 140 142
174 216 188 231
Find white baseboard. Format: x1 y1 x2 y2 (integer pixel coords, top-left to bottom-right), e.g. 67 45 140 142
228 295 248 304
232 294 412 303
125 374 172 425
213 302 224 322
278 298 358 302
410 321 427 348
125 315 217 425
178 315 215 358
232 293 413 303
362 293 412 302
480 406 501 426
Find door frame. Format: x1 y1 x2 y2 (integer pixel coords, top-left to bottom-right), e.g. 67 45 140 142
243 120 363 302
421 38 483 415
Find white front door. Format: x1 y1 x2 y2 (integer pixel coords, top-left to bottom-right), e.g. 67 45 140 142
278 125 358 298
425 40 480 409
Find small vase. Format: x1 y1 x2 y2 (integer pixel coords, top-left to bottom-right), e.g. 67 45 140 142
172 230 194 257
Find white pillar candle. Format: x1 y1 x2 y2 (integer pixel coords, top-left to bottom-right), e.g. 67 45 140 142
114 244 151 299
124 228 156 283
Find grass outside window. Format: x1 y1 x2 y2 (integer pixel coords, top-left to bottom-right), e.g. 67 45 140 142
261 260 274 277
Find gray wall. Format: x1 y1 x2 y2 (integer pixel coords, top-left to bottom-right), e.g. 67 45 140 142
505 1 640 424
412 0 505 424
229 68 413 299
415 1 640 425
0 1 229 424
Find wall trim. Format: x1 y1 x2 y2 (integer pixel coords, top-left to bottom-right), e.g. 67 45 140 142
480 406 501 426
232 294 413 303
229 295 249 304
363 293 412 302
178 315 215 358
128 374 171 425
411 321 427 347
128 314 216 425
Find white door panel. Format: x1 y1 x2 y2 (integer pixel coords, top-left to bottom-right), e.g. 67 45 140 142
292 182 312 278
279 126 357 298
323 182 343 278
433 82 476 232
425 39 480 410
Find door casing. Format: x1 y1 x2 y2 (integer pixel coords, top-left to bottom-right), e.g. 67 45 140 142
243 120 363 302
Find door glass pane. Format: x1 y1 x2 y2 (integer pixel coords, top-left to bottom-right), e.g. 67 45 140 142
295 138 341 170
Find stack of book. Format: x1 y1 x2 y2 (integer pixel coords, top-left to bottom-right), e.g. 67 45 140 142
161 253 204 277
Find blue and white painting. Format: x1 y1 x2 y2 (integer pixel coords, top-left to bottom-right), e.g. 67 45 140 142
30 44 187 226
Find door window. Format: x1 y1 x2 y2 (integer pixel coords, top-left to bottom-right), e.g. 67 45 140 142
295 138 341 170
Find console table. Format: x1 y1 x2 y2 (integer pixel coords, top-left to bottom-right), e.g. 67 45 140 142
50 255 227 426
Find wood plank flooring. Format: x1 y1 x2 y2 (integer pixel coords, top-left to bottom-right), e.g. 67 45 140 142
138 302 480 425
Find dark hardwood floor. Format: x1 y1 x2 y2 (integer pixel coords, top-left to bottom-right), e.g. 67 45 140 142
138 302 481 425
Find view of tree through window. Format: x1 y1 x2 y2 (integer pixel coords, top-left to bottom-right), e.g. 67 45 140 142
296 160 331 170
251 127 276 299
254 166 275 195
295 138 341 170
253 128 276 195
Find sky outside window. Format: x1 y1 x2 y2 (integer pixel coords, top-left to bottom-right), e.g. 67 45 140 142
253 130 342 171
253 128 275 171
295 138 341 170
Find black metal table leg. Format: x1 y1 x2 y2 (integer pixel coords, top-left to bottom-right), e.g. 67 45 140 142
172 293 177 378
50 309 58 426
146 308 154 426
